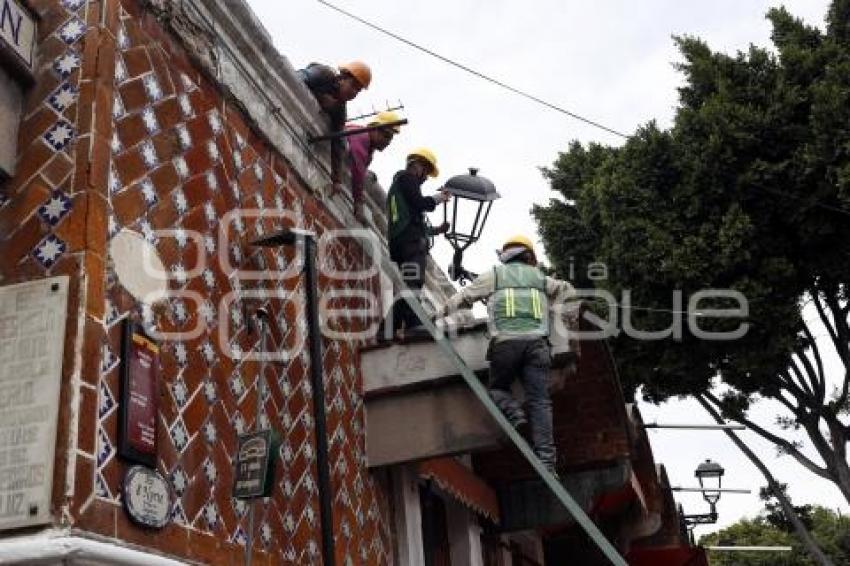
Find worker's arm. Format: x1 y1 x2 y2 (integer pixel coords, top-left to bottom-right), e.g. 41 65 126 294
544 276 577 305
397 171 437 213
439 270 495 316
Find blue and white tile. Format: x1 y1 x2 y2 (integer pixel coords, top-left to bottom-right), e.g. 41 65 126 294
176 123 191 150
141 106 159 134
54 50 81 79
140 178 157 206
233 497 247 518
172 189 188 216
280 441 293 463
112 92 125 119
232 150 243 170
138 219 157 244
108 213 120 239
116 25 130 50
96 426 113 468
61 0 86 12
95 472 111 499
202 458 216 484
208 110 222 135
173 156 189 180
203 377 217 404
231 526 248 547
48 83 78 113
203 202 217 226
98 380 116 419
230 181 240 201
179 73 197 92
142 73 163 102
231 411 246 434
101 343 118 374
58 18 86 44
170 465 188 496
228 371 246 400
206 140 220 163
44 121 75 151
202 502 219 531
205 170 219 193
114 56 128 83
108 162 121 195
201 340 216 365
32 234 67 269
171 263 187 286
305 505 316 526
178 93 194 119
171 500 188 526
37 191 72 226
260 522 272 547
171 375 189 409
230 243 242 265
140 140 158 169
253 162 264 181
173 342 188 366
110 131 123 154
104 299 120 327
201 268 216 291
274 194 284 211
283 512 295 534
202 419 216 444
169 417 189 452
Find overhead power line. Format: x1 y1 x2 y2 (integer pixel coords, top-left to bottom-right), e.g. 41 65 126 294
316 0 629 139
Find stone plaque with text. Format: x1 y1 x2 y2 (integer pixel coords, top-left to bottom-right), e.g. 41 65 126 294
0 277 68 530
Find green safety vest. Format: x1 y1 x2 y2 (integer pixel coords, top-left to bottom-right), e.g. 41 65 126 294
387 183 410 241
491 263 549 336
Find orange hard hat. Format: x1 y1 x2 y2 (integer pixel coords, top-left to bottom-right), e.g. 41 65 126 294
339 61 372 89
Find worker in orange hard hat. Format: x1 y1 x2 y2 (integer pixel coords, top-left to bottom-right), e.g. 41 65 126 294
296 61 372 192
434 235 576 476
346 111 404 223
378 148 451 339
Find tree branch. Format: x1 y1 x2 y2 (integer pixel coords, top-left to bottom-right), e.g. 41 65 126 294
801 323 826 402
696 395 834 566
703 392 830 479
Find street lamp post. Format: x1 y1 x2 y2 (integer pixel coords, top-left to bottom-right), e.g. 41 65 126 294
440 168 500 284
680 459 726 544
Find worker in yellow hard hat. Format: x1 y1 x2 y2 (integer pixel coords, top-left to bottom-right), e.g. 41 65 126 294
379 148 450 339
296 61 372 193
434 235 576 476
345 111 404 222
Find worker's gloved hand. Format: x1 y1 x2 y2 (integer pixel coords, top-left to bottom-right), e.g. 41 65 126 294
435 221 450 234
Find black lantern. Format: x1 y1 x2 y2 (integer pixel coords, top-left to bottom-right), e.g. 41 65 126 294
695 459 724 508
441 168 500 283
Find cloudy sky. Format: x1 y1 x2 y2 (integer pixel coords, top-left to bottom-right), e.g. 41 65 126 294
246 0 840 535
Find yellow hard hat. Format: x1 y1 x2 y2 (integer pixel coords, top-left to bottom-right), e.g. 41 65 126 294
368 111 402 133
407 147 439 177
502 234 535 253
339 61 372 89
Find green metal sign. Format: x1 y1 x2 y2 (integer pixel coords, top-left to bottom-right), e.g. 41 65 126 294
233 430 278 499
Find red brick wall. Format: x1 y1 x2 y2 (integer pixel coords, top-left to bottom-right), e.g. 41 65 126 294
0 0 393 563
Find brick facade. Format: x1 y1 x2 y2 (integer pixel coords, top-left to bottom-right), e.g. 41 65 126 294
0 0 395 563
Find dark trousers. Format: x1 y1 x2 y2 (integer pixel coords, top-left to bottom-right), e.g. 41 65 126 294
387 236 428 333
488 338 556 471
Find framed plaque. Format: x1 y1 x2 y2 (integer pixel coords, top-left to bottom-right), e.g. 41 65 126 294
122 465 171 529
118 319 159 467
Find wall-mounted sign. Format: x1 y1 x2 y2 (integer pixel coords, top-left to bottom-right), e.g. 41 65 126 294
0 0 36 76
122 465 171 529
233 430 278 499
0 277 68 531
118 320 159 468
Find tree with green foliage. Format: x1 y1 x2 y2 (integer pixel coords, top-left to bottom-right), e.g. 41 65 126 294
699 505 850 565
534 0 850 506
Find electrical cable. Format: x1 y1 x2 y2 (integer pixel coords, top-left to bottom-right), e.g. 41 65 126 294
316 0 629 139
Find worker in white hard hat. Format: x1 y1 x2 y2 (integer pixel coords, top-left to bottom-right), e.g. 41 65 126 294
435 235 576 475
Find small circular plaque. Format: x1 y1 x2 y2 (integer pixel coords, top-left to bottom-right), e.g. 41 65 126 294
109 229 168 304
122 466 172 529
